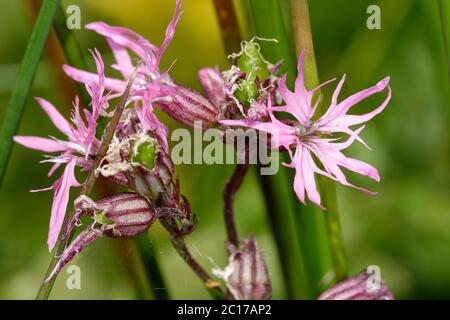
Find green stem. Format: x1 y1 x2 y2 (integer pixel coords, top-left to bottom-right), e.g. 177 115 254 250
258 169 309 299
0 0 61 186
290 0 347 282
135 234 170 300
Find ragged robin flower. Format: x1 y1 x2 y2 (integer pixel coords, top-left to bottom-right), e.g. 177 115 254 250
63 0 219 129
13 50 110 250
221 51 391 209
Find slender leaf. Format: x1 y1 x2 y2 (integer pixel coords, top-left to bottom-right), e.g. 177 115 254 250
0 0 61 186
135 234 170 300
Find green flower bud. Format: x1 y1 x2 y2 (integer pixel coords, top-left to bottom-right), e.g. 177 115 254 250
234 79 259 104
236 42 270 81
132 141 157 170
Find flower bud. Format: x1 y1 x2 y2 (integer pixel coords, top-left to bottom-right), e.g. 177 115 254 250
317 268 394 300
236 42 270 81
96 110 174 201
48 193 158 281
132 140 157 170
130 148 173 200
95 192 158 237
198 68 227 108
153 84 219 128
213 236 271 300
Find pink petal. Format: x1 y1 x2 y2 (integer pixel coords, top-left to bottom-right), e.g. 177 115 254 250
338 156 380 182
292 145 324 209
63 64 127 93
278 74 310 124
108 39 134 78
292 148 306 205
332 83 391 127
156 0 182 68
85 22 157 69
310 142 379 194
35 98 72 138
47 159 80 251
320 77 391 126
48 162 62 177
13 136 67 153
301 147 325 209
198 67 226 107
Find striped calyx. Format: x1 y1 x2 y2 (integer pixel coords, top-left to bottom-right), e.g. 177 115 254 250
129 147 173 201
96 192 158 237
154 85 219 128
213 236 271 300
48 193 158 280
317 268 394 300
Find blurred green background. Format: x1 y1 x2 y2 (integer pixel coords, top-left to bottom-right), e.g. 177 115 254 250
0 0 449 299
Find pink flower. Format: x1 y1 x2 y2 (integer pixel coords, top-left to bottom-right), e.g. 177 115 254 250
14 51 109 250
221 51 391 209
63 0 182 95
62 1 219 128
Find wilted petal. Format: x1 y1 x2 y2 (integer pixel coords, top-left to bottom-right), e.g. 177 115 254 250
46 223 103 281
47 193 159 280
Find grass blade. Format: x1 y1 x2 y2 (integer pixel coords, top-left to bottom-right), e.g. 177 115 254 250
135 234 170 300
0 0 61 186
290 0 348 284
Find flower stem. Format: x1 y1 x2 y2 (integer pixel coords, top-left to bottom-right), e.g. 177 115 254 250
257 170 309 299
223 163 249 247
0 0 61 187
35 69 138 300
159 216 226 299
212 0 242 53
290 0 348 282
